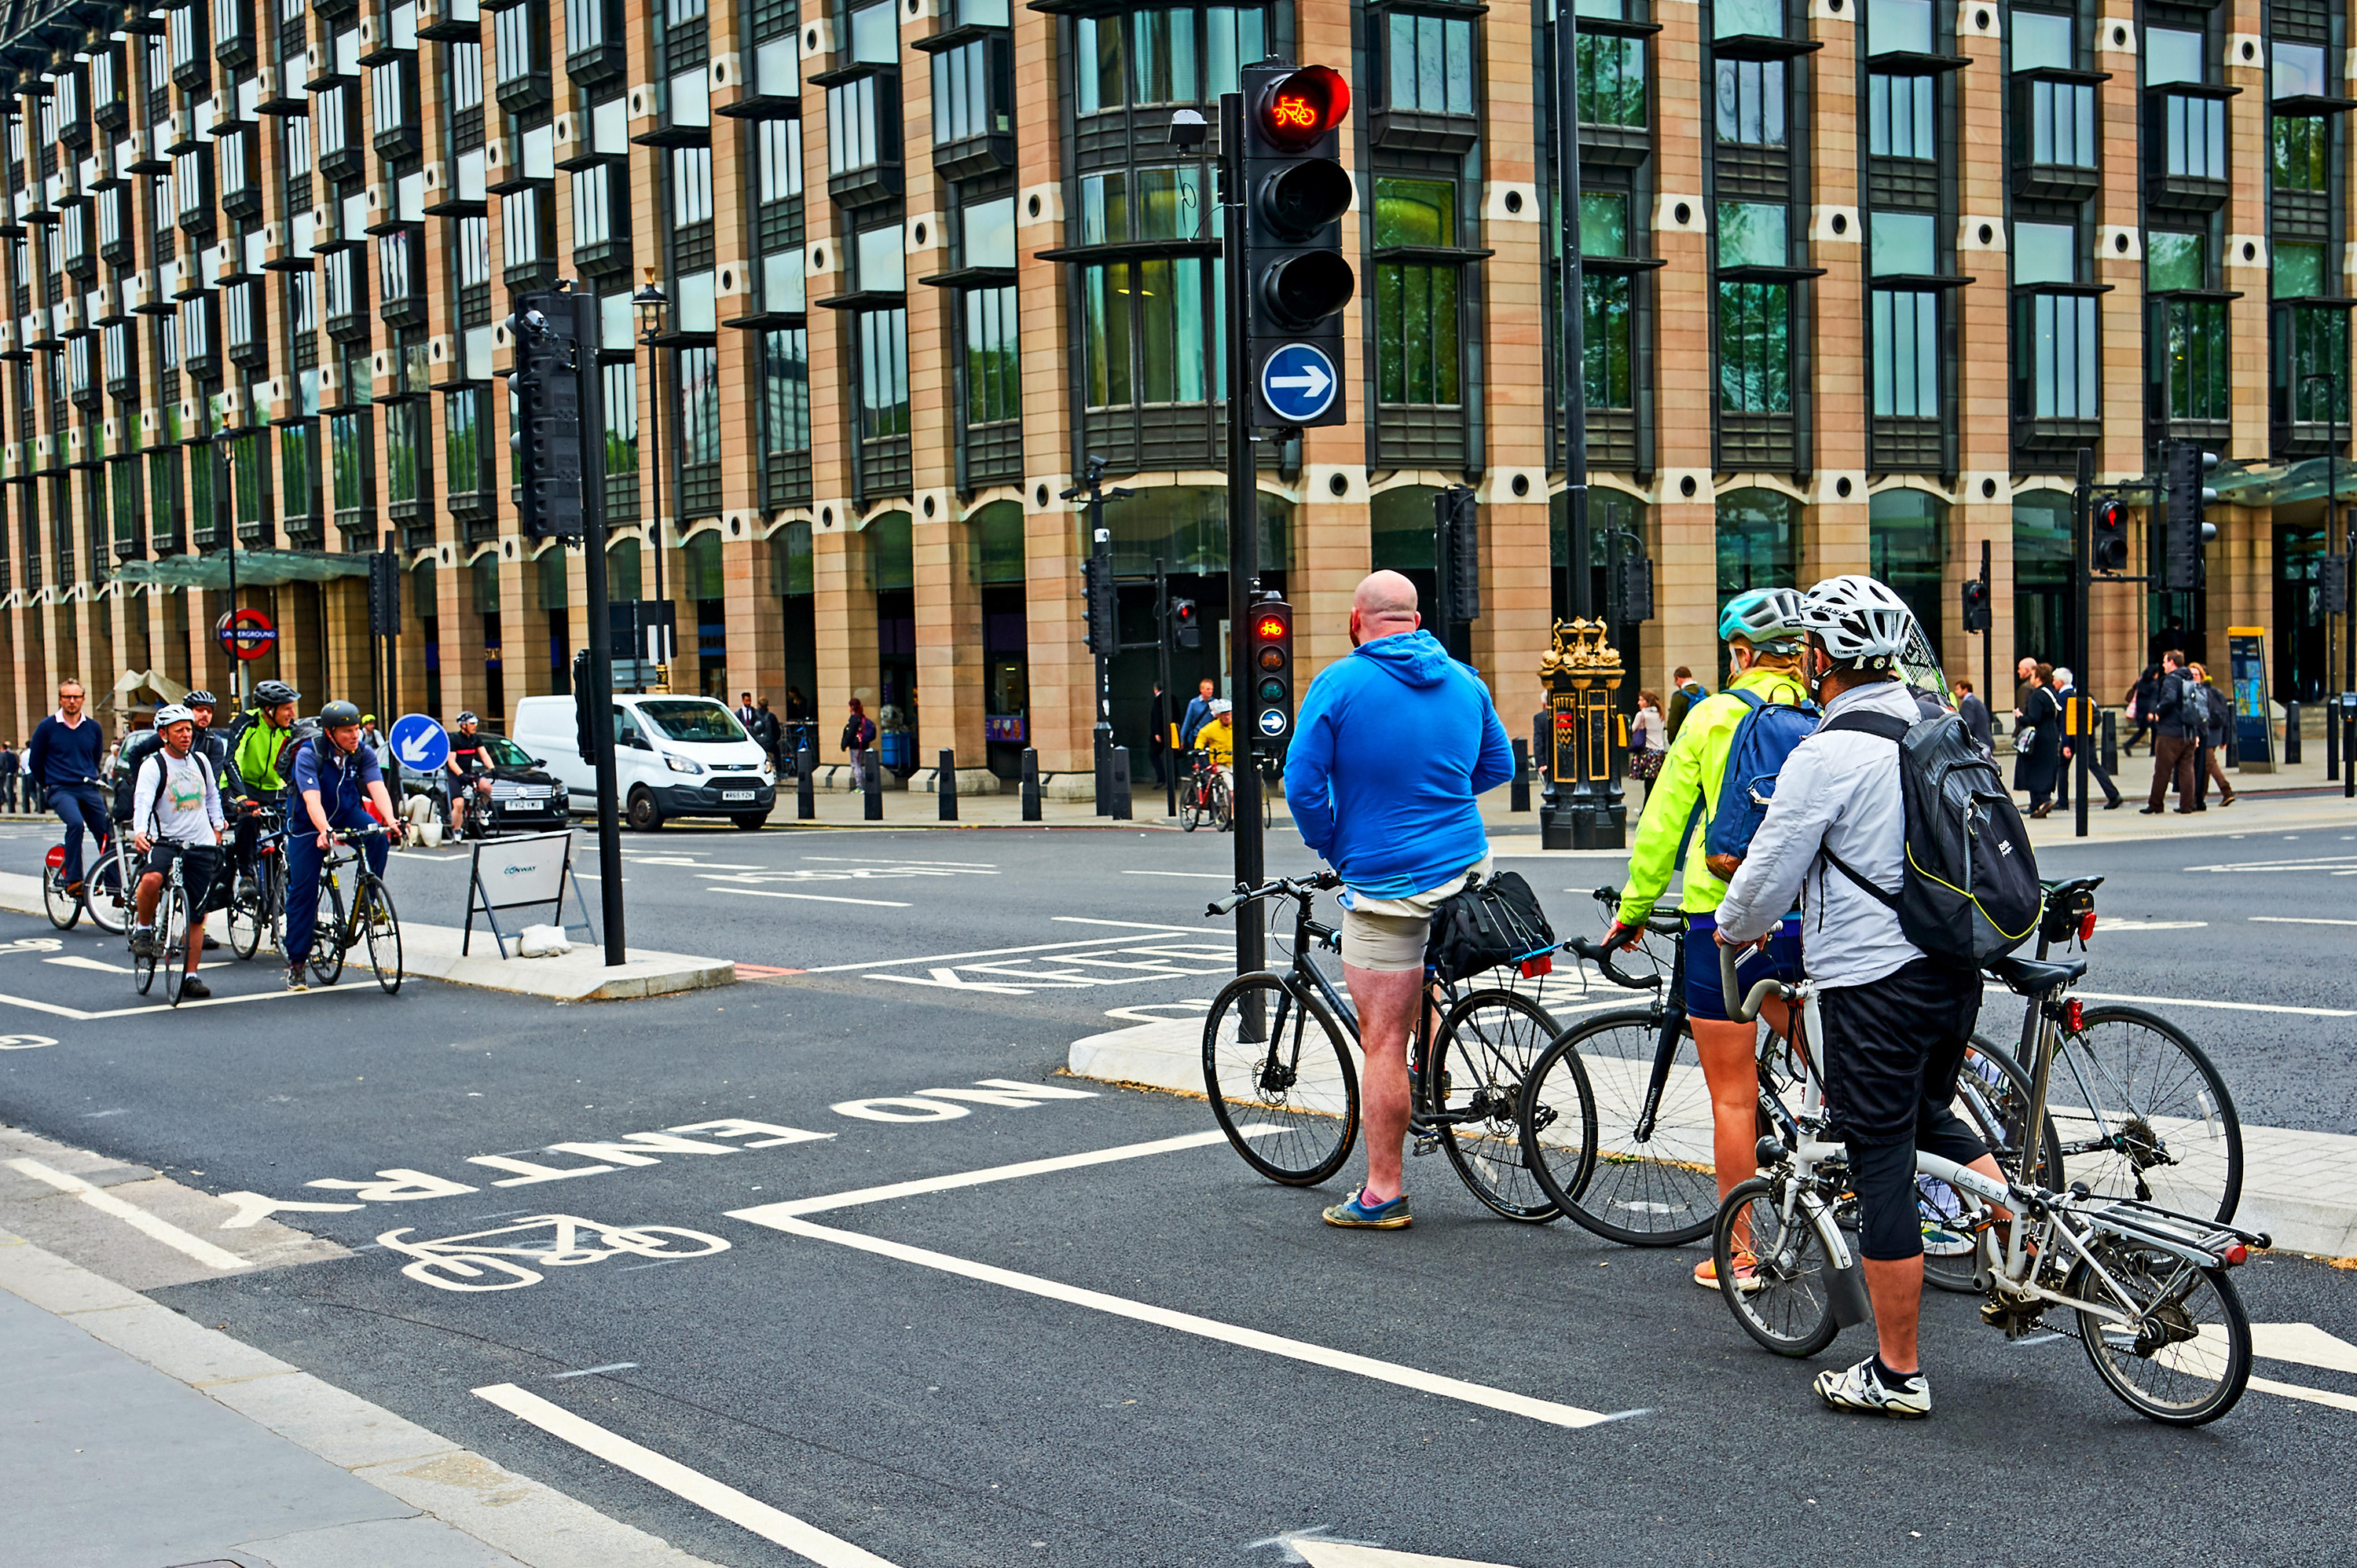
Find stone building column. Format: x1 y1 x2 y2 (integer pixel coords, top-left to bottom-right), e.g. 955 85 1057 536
1802 2 1866 585
812 522 876 771
1955 0 2014 691
1651 0 1718 688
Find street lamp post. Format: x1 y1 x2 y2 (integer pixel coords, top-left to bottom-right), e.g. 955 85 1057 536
2300 372 2348 790
632 269 672 694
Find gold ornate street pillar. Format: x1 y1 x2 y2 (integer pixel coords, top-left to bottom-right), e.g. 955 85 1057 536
1538 617 1627 850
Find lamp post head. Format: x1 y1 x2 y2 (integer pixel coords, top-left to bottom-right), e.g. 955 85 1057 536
632 266 669 338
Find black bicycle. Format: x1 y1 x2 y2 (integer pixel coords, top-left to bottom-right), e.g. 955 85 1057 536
1200 871 1595 1220
129 847 201 1006
1178 750 1230 833
223 806 286 961
299 826 403 994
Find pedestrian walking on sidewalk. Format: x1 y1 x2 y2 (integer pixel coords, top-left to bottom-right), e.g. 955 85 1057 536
1148 682 1170 787
2014 664 2062 817
2188 662 2238 810
2052 668 2122 811
2122 663 2161 757
1662 667 1710 743
1627 689 1668 812
1953 680 1995 752
2142 650 2201 814
0 738 18 811
841 698 877 789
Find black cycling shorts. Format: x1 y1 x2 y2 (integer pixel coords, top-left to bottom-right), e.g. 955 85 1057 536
1817 957 1992 1262
140 841 220 896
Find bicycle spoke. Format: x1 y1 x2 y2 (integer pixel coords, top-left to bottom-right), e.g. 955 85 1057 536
1555 1013 1718 1245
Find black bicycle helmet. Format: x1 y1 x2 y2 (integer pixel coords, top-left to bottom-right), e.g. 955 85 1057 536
253 680 301 706
185 689 218 706
318 699 363 728
456 709 479 726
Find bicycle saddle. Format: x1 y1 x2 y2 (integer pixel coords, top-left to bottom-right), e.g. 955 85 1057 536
1986 954 2088 996
2040 875 2105 900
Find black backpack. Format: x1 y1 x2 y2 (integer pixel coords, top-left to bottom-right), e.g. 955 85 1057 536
1424 870 1560 982
1817 709 2042 969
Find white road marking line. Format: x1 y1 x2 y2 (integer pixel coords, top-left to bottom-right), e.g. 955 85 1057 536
750 1217 1614 1430
711 888 913 907
728 1129 1261 1221
0 980 383 1022
472 1383 901 1568
1051 917 1212 933
2251 915 2357 928
1119 870 1233 880
2253 1322 2357 1377
552 1362 640 1379
1985 987 2355 1018
7 1157 251 1271
43 954 137 973
799 933 1180 975
1293 1542 1524 1568
801 856 999 869
2250 1376 2357 1414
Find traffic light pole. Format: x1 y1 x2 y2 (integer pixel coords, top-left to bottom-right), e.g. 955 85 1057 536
1221 86 1265 980
2073 447 2092 840
1156 559 1178 820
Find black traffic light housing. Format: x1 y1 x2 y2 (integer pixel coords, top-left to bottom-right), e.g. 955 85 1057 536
2323 551 2352 614
1083 553 1117 654
367 546 401 636
1248 596 1296 746
507 292 587 541
1433 485 1479 626
1961 577 1991 633
1615 555 1655 623
1240 63 1354 431
2091 496 2132 573
1171 596 1200 649
571 647 598 762
2161 442 2220 591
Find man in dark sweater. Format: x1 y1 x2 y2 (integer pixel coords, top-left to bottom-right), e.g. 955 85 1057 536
27 680 109 891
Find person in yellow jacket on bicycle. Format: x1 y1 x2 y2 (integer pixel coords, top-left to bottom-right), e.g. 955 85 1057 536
1604 587 1813 1289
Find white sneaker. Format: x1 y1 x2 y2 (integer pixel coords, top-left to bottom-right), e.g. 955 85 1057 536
1813 1356 1931 1418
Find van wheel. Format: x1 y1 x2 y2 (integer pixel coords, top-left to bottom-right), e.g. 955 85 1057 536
733 814 766 830
626 789 664 831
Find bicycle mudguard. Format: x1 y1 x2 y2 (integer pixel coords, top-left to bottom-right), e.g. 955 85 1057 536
1821 1220 1873 1328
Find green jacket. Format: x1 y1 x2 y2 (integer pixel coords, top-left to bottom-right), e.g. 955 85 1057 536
1618 665 1810 925
233 713 291 794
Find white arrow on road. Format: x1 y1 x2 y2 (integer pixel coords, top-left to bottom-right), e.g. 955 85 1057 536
1268 361 1332 400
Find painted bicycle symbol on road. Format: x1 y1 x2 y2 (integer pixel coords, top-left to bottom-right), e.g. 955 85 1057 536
378 1214 732 1291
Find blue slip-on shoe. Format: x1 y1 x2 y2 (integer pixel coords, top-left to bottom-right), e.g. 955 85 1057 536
1322 1188 1412 1229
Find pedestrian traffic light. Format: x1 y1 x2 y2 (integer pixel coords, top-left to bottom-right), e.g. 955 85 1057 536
367 547 401 636
1248 597 1295 744
2091 496 2131 573
1083 553 1117 654
1617 555 1655 623
1170 596 1200 650
571 647 597 762
1433 485 1480 625
1240 63 1353 432
2162 443 2220 591
1960 577 1991 633
2324 551 2353 614
507 292 586 541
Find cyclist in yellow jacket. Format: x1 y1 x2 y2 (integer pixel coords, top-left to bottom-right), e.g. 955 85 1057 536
1605 588 1812 1289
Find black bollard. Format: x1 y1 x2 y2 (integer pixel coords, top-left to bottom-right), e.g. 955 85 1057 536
797 744 816 819
1111 746 1132 821
1021 746 1042 822
1510 738 1531 813
2101 709 2118 778
2330 702 2342 781
2285 700 2301 767
938 748 957 822
862 748 883 820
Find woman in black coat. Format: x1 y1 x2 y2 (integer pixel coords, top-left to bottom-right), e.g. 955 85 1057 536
2014 662 2064 816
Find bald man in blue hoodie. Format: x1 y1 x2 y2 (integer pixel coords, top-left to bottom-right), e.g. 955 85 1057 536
1285 570 1513 1229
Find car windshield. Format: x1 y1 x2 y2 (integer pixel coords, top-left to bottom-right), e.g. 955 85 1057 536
481 736 538 768
638 700 749 743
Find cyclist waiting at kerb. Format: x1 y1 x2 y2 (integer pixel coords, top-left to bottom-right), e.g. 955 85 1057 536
1285 570 1512 1231
28 678 108 897
445 710 486 837
281 702 397 992
1715 574 2010 1420
127 705 225 1000
1604 588 1813 1291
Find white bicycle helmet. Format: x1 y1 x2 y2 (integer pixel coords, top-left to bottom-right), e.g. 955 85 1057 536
152 703 196 731
1800 574 1917 670
1717 587 1812 654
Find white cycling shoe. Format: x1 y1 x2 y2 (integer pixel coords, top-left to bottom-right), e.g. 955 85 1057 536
1814 1357 1931 1418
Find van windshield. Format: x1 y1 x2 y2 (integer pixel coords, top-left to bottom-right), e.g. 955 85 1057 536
638 701 749 744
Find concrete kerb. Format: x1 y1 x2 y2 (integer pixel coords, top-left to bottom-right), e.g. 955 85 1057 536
0 870 733 1004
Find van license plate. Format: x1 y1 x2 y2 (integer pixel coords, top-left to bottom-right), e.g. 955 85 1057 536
722 789 755 801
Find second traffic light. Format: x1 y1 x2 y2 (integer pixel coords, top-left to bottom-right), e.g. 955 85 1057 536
2162 442 2219 591
1961 577 1991 633
2091 496 2131 573
1248 598 1295 746
1170 597 1200 649
508 291 587 541
1083 553 1118 654
1433 485 1479 624
1240 63 1354 431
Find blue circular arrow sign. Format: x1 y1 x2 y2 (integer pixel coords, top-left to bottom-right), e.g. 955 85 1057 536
1258 709 1288 738
389 713 450 775
1259 343 1339 423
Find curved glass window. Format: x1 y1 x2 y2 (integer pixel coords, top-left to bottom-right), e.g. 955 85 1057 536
1869 487 1948 661
1716 487 1798 599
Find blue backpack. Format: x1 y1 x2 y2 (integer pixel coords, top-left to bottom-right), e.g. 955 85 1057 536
1700 688 1820 881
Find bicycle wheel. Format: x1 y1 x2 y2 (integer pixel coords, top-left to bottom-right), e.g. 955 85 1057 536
1535 1008 1720 1245
1429 988 1577 1222
1201 970 1358 1186
160 885 189 1006
264 853 288 956
309 874 348 986
1716 1176 1840 1358
358 874 403 995
1920 1037 2066 1295
1208 779 1231 831
2047 1006 2242 1224
1180 785 1202 832
84 845 131 935
2070 1245 2252 1426
226 870 264 959
42 868 80 930
131 901 159 995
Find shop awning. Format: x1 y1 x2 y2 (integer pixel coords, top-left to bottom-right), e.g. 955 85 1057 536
111 550 374 591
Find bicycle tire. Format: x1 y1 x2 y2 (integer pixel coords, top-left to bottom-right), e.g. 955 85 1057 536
265 854 288 956
1430 988 1578 1222
1920 1036 2067 1295
131 905 159 995
1716 1175 1841 1358
1201 970 1359 1187
310 874 348 987
1208 779 1231 831
1532 1007 1720 1246
85 845 132 935
42 868 80 931
359 874 403 995
226 870 264 959
160 885 189 1006
2070 1248 2252 1426
1180 787 1202 832
2048 1006 2242 1225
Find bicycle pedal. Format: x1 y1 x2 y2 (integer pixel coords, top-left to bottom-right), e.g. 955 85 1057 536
1412 1135 1442 1157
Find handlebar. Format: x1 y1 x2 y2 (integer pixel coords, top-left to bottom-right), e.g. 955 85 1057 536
1563 934 1662 990
1719 940 1794 1024
1206 868 1342 918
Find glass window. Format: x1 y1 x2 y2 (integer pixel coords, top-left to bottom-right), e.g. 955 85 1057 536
2147 230 2205 292
1870 211 1936 275
757 117 802 203
1868 489 1945 661
672 145 713 225
826 76 881 172
2146 27 2203 87
1388 12 1475 115
1866 0 1931 53
445 388 485 495
849 0 895 64
2273 117 2329 192
1131 9 1200 105
1867 72 1933 156
1716 201 1787 268
1717 488 1798 594
2275 242 2325 299
1204 6 1263 98
964 285 1019 423
1583 273 1633 408
857 308 910 436
1872 290 1938 416
1376 177 1453 247
1714 0 1782 39
963 196 1015 269
761 326 810 455
677 344 720 464
856 222 904 291
1075 14 1124 114
1081 259 1219 408
1579 191 1628 256
1576 32 1644 127
2011 9 2071 71
2012 222 2075 285
2163 298 2230 420
2274 42 2328 100
2282 311 2351 420
2020 292 2098 416
1717 282 1791 412
2027 78 2096 166
1715 59 1787 145
1133 166 1207 239
2162 92 2227 178
932 38 1000 142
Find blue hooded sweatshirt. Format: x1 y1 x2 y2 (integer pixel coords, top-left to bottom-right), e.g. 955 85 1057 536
1285 630 1512 898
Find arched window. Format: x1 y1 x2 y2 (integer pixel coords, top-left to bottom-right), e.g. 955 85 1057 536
1868 487 1948 663
2012 489 2074 668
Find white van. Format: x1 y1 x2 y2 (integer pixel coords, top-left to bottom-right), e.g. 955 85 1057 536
513 694 777 830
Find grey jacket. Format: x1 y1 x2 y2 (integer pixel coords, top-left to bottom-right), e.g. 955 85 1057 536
1717 679 1926 990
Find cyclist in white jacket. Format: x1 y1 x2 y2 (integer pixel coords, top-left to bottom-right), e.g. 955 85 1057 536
1716 576 2009 1420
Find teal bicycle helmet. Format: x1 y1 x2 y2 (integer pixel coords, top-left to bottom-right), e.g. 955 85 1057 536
1717 587 1811 654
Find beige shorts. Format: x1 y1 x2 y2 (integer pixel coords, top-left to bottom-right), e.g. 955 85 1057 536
1339 855 1493 973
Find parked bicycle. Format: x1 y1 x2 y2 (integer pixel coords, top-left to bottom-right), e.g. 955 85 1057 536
1200 870 1592 1220
1178 749 1230 833
299 826 403 993
1713 943 2267 1427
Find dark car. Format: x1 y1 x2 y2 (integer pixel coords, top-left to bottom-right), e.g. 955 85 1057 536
400 734 570 837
